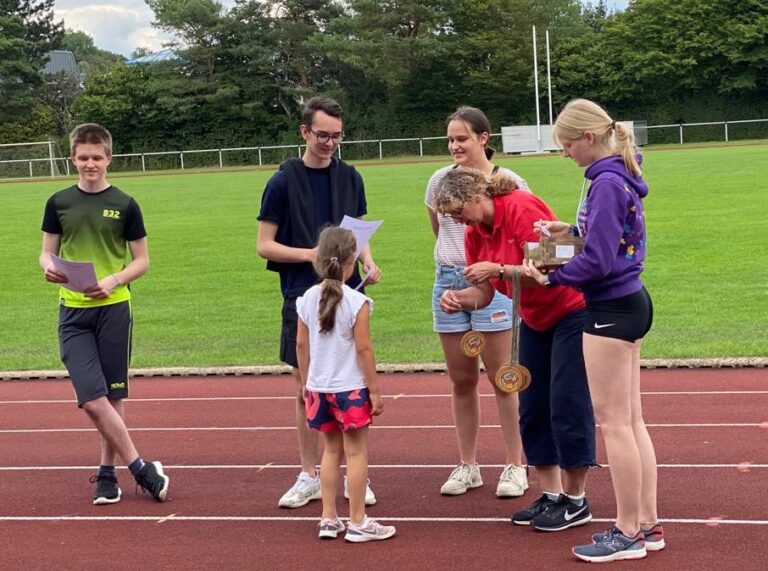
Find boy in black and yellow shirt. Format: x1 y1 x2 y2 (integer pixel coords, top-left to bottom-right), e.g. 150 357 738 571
40 123 169 505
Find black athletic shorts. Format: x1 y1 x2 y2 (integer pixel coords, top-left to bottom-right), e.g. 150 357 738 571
583 286 653 342
59 301 132 406
280 296 299 368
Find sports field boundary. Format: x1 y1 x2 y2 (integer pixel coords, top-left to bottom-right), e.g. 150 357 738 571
3 140 767 185
1 357 765 381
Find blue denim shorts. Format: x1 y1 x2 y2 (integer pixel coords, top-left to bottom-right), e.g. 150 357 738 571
432 264 513 333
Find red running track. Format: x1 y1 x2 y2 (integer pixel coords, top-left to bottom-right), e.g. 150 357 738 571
0 368 767 570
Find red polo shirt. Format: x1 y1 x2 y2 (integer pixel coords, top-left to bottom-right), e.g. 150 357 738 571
465 192 585 331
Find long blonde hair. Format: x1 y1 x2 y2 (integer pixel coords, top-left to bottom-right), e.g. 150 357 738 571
553 98 641 176
313 226 357 333
433 168 518 215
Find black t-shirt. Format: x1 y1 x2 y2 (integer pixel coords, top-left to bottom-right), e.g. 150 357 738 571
258 165 367 297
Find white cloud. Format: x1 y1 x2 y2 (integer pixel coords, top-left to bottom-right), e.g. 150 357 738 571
55 1 170 56
53 0 237 57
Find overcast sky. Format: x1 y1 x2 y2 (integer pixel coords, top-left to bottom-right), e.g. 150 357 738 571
53 0 629 58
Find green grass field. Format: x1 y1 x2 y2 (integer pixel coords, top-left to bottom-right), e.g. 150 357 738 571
1 144 766 371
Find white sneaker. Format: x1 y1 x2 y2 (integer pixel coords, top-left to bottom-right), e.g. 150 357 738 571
278 472 321 508
343 475 377 506
318 517 345 539
344 516 396 543
440 462 483 495
496 464 529 497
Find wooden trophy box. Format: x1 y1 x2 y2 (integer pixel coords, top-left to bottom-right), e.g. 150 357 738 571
524 236 585 270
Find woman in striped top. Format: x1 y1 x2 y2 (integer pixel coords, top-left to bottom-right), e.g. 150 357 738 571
425 107 530 499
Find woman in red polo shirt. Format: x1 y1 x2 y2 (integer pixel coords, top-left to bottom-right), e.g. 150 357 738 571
435 168 597 532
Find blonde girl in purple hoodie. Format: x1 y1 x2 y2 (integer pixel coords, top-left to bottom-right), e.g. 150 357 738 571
524 99 661 563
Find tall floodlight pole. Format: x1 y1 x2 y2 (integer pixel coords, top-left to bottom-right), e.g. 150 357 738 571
48 140 55 179
532 26 541 152
546 29 553 125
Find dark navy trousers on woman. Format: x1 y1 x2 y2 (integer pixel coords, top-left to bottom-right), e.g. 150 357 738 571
518 309 596 469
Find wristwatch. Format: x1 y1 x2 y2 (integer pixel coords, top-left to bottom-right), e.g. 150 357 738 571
498 263 505 279
542 275 552 287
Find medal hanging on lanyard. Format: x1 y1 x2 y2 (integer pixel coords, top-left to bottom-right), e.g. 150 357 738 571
459 269 486 358
495 267 531 393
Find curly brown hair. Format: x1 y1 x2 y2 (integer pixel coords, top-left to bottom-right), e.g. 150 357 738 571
433 168 518 216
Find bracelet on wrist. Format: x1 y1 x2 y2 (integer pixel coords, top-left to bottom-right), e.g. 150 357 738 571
111 274 122 287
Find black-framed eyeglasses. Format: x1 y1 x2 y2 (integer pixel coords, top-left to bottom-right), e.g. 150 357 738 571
309 129 344 144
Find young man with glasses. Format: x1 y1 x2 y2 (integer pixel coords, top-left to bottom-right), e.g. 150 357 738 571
257 96 381 508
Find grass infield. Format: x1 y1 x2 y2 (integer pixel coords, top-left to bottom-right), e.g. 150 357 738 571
1 144 766 371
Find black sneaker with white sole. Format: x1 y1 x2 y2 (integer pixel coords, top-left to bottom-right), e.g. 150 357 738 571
90 474 122 505
532 494 592 531
511 494 558 525
135 461 169 502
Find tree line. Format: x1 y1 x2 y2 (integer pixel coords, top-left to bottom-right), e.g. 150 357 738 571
2 0 767 154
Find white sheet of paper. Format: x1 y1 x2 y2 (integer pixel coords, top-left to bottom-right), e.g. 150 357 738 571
50 254 98 293
340 215 383 259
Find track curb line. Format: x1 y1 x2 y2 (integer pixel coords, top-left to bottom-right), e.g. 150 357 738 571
1 357 766 381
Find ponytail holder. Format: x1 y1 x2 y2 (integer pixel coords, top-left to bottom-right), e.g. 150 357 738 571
329 256 338 263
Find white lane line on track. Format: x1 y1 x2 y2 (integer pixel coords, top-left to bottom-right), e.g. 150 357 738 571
1 422 766 433
0 516 766 525
1 390 767 404
0 463 766 470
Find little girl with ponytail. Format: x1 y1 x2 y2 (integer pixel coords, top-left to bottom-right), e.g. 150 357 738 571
296 225 395 543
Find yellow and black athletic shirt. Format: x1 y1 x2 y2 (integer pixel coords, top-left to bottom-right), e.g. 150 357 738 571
41 185 147 308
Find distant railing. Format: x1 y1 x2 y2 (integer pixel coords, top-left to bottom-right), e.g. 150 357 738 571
646 118 768 145
2 118 767 179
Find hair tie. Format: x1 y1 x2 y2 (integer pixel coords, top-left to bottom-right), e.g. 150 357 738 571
329 256 338 263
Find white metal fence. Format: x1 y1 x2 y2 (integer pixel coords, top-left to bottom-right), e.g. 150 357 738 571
2 118 767 180
646 118 768 145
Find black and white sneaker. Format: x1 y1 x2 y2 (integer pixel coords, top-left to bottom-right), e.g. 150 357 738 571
135 461 170 502
90 474 122 505
532 494 592 531
511 494 558 525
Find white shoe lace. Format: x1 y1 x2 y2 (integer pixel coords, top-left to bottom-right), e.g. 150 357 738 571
448 463 472 483
292 473 318 495
499 464 526 486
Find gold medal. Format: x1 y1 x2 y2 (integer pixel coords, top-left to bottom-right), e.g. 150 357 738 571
494 267 531 393
460 331 486 357
495 363 532 393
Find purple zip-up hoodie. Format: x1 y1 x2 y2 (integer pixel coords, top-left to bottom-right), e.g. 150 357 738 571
549 154 649 301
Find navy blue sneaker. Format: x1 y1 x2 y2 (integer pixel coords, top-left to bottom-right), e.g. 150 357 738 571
532 494 592 531
511 494 558 526
89 474 121 505
573 527 647 563
135 461 169 502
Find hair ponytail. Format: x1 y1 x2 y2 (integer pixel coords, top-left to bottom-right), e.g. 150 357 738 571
313 226 357 333
318 267 343 333
487 173 518 196
613 121 641 176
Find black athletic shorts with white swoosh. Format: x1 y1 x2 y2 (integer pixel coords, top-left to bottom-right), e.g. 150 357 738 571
583 286 653 342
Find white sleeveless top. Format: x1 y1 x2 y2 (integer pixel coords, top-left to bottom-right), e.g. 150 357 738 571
296 283 373 393
425 165 530 266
